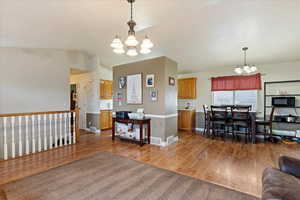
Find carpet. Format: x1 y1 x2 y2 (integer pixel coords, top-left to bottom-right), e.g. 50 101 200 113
1 152 259 200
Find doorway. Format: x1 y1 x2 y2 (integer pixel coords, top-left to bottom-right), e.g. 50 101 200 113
70 84 77 110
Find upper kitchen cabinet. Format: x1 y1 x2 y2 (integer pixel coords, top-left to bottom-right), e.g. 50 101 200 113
178 78 197 99
100 80 113 99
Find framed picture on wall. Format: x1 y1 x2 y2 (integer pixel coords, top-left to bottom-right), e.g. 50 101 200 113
146 74 155 87
118 76 127 89
169 77 175 86
150 89 158 101
127 74 142 104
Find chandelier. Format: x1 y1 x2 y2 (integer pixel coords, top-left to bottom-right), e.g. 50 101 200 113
234 47 257 74
110 0 154 57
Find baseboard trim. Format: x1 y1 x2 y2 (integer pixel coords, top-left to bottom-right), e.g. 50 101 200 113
195 128 204 132
167 135 179 145
150 135 179 147
145 113 178 119
84 128 101 134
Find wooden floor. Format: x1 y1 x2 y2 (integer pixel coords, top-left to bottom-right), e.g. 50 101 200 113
1 130 300 198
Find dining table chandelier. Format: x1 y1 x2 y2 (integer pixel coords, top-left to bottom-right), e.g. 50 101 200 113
234 47 258 74
110 0 154 57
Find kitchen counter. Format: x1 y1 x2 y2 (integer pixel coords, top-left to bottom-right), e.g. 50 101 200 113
177 108 196 111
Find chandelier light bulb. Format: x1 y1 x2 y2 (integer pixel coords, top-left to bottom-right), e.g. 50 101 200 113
243 65 250 70
140 48 151 55
141 36 154 49
125 35 139 47
250 66 257 72
234 67 243 74
243 66 252 73
110 36 124 49
126 47 138 57
113 48 125 54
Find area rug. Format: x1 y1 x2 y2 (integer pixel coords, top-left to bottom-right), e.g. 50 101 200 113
0 152 258 200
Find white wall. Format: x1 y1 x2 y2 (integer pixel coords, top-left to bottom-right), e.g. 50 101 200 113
0 48 96 113
70 65 112 129
178 61 300 117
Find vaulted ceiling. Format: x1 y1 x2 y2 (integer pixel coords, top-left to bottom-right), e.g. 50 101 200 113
1 0 300 73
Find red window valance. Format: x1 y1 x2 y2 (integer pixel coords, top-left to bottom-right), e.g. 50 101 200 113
211 73 262 91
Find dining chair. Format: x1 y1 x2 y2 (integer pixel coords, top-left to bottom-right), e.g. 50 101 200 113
203 105 209 136
210 105 228 139
256 106 276 141
234 105 252 111
231 106 251 143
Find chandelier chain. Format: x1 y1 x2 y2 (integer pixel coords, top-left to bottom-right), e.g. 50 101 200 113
130 1 133 20
244 49 247 66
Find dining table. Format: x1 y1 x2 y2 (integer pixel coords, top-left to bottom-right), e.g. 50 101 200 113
206 109 258 143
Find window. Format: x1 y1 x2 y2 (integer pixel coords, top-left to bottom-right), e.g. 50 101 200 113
234 90 258 110
213 90 258 111
213 91 234 105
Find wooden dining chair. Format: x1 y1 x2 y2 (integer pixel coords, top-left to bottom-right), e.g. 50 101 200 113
256 106 276 141
231 106 251 143
211 105 228 139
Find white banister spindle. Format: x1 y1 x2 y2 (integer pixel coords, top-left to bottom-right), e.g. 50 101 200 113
31 115 36 153
11 117 16 158
44 115 47 150
18 116 22 157
3 117 8 160
72 112 76 144
68 113 72 144
59 113 63 146
49 114 53 149
64 113 67 146
54 114 58 148
37 115 42 152
25 116 29 154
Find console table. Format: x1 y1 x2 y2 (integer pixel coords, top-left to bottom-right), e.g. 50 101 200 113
112 117 151 146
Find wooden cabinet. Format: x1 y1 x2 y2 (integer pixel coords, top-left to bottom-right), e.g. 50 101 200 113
178 78 197 99
178 110 196 131
100 110 112 130
100 80 113 99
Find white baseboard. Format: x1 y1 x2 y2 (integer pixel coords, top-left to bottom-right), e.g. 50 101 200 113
167 135 179 145
195 128 204 132
150 137 162 146
150 135 179 147
84 128 101 134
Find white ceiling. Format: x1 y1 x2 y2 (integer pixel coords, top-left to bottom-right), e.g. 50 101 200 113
1 0 300 73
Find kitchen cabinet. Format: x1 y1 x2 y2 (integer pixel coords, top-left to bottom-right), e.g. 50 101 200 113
178 110 196 131
100 110 112 130
178 78 197 99
100 80 113 99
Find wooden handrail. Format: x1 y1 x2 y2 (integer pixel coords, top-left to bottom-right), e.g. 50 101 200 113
0 110 76 118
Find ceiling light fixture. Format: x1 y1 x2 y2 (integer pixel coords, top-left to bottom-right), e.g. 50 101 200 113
234 47 258 74
111 0 154 57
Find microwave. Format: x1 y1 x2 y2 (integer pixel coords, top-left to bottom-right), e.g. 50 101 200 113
272 97 295 107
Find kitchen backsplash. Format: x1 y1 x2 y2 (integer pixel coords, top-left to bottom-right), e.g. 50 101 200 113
274 108 300 116
178 99 196 109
